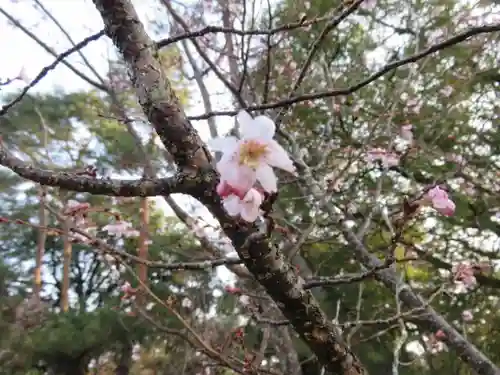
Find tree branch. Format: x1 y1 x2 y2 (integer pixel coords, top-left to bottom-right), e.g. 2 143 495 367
0 145 199 196
92 0 368 373
343 229 500 375
93 0 213 170
187 23 500 120
0 30 105 117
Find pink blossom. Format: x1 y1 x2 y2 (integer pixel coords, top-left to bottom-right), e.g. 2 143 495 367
440 85 454 97
452 263 477 289
400 124 413 142
216 180 246 200
434 329 446 340
225 286 242 294
121 282 137 299
222 188 263 222
425 186 455 216
209 110 296 193
366 148 400 167
103 221 140 238
406 99 422 114
461 310 473 322
64 199 90 215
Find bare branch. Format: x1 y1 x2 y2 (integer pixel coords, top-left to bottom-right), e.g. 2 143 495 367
188 23 500 120
0 30 105 117
155 13 339 48
0 7 108 92
0 144 199 196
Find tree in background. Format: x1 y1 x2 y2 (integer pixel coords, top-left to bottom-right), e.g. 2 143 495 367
0 0 499 374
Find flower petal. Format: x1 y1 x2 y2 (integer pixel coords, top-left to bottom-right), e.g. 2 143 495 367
265 140 296 175
243 188 263 206
237 110 257 139
240 204 260 222
252 115 276 140
219 160 256 194
208 136 238 152
223 196 242 216
256 164 278 192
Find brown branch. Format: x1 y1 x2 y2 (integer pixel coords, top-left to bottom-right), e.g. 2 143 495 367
187 23 500 120
156 13 338 48
0 145 200 196
92 0 368 373
94 0 213 169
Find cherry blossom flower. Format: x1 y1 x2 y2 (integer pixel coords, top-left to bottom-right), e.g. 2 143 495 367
440 85 454 97
222 188 263 222
406 98 422 114
461 310 473 322
208 110 296 193
121 282 137 299
400 124 413 142
103 221 140 238
366 148 400 167
452 263 477 289
225 286 242 294
434 329 446 340
425 186 455 216
64 200 90 216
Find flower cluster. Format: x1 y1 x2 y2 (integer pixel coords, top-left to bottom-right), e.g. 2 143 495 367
209 110 297 222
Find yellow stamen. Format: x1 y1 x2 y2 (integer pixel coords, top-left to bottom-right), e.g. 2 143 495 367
239 140 268 168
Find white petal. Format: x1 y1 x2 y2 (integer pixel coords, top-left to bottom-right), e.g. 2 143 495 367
223 196 242 216
252 115 276 140
208 136 238 152
256 164 278 193
240 204 260 222
243 188 263 205
265 140 297 175
216 154 236 176
237 110 256 139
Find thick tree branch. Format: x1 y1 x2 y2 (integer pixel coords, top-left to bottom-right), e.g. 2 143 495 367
93 0 212 170
92 0 368 373
0 145 200 196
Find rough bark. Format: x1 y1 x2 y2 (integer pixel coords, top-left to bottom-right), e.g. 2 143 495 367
0 145 206 196
92 0 367 373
